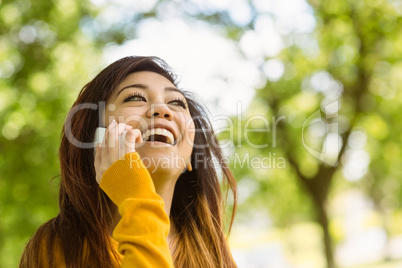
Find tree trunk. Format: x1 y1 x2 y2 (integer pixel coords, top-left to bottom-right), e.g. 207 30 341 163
286 156 338 268
314 197 336 268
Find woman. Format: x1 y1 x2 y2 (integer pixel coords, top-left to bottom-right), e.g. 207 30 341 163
20 56 238 267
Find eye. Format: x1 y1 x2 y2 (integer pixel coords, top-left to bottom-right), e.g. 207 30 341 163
168 98 187 109
123 92 147 103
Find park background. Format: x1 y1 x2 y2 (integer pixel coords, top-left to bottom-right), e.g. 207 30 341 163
1 0 402 267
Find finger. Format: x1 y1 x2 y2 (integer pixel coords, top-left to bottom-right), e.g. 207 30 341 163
98 125 125 177
102 120 117 148
106 122 126 149
108 123 131 160
125 129 143 153
126 128 143 144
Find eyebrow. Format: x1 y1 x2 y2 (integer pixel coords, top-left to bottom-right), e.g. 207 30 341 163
116 83 184 97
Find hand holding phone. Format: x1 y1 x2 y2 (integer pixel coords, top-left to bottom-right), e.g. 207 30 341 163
93 121 143 184
94 126 128 156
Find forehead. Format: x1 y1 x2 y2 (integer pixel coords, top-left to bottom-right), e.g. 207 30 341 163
111 71 185 99
120 71 174 89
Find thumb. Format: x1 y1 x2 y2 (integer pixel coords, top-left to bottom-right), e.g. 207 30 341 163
124 129 143 153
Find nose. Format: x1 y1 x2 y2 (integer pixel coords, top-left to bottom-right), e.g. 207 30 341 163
147 104 173 120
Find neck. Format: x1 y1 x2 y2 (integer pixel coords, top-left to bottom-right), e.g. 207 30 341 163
152 172 178 217
150 171 180 246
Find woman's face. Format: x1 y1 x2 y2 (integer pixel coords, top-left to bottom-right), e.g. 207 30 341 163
105 71 195 177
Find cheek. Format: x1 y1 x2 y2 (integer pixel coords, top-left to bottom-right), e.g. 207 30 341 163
183 119 195 146
103 105 120 126
106 107 148 128
104 101 122 125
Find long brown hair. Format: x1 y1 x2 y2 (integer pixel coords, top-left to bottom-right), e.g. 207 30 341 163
20 56 238 267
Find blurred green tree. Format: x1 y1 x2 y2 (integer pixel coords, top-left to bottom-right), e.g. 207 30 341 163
1 0 401 267
0 0 104 266
217 0 402 267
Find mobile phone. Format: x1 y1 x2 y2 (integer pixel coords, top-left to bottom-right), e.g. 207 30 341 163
94 127 106 144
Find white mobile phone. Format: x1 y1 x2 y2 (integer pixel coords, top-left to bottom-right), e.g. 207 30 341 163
94 127 106 144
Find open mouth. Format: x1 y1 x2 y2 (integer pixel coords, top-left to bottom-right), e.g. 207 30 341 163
142 128 175 145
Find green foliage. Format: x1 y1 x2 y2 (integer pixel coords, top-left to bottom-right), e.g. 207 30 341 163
0 0 103 266
225 0 402 266
1 0 401 267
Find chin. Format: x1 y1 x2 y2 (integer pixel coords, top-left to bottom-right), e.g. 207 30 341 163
144 162 185 184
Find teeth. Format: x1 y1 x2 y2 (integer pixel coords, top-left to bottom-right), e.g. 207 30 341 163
142 128 174 145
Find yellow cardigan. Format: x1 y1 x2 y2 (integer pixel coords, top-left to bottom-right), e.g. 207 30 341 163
100 152 174 267
40 152 174 267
